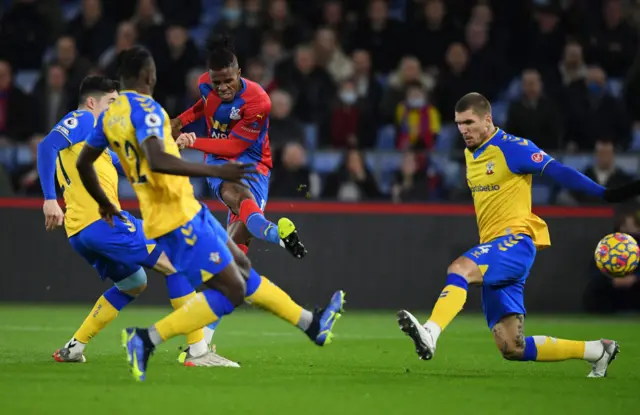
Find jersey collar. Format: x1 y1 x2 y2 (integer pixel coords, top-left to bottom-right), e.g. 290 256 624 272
121 90 153 98
471 127 502 159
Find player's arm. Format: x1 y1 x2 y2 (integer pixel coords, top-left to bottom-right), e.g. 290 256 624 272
135 104 256 182
188 101 268 157
37 129 71 230
142 137 255 181
38 115 93 230
171 99 205 138
108 149 126 176
37 130 72 200
76 113 124 225
504 138 640 202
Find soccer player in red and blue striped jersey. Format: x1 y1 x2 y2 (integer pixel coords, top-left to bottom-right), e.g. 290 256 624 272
172 35 306 260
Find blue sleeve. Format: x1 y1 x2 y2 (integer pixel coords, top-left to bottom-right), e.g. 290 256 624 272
500 137 555 175
130 98 167 144
86 112 109 150
37 113 95 200
37 130 72 200
543 160 605 198
108 149 125 175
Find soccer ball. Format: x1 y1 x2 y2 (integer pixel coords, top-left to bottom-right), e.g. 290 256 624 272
594 232 639 278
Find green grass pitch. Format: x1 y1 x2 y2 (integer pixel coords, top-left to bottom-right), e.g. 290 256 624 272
0 305 639 414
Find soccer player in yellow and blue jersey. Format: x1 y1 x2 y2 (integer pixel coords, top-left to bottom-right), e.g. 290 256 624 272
397 93 640 378
76 46 345 381
37 76 227 366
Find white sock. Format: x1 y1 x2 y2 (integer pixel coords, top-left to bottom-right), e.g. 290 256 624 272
203 326 215 345
584 340 604 362
423 320 442 344
297 309 313 331
188 339 208 357
66 337 86 354
279 240 286 248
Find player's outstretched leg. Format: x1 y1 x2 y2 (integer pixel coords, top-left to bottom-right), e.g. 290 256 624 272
123 255 246 382
397 257 475 360
239 199 307 258
164 269 239 368
53 269 147 363
243 268 346 346
491 314 620 378
123 287 241 381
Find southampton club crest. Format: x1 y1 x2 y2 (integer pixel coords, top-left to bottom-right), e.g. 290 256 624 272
486 161 495 175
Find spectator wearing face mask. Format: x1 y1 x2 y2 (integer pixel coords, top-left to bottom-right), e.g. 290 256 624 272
562 65 631 150
394 81 441 150
210 0 259 65
330 79 360 148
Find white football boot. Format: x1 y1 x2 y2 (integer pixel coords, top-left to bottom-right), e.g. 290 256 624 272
397 310 437 360
180 345 240 368
52 339 86 363
587 339 619 378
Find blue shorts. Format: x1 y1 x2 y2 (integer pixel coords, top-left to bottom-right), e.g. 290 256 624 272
462 234 536 329
155 206 233 289
68 211 161 283
207 170 270 225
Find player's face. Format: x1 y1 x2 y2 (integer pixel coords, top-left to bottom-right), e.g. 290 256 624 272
96 91 119 113
455 109 492 150
210 67 241 102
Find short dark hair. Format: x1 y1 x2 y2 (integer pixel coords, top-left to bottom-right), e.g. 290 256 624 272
206 34 238 71
455 92 491 115
595 137 615 147
117 45 153 82
78 75 119 101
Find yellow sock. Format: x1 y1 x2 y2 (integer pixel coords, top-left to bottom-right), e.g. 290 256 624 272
73 295 120 343
156 293 219 341
246 276 303 326
533 336 585 361
170 292 205 345
428 284 467 331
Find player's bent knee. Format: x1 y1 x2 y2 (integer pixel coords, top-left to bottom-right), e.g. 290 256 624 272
153 252 177 275
447 257 483 284
122 283 147 297
115 268 149 296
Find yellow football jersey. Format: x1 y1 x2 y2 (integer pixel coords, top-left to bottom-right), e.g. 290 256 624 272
48 110 121 237
87 91 201 240
465 128 552 249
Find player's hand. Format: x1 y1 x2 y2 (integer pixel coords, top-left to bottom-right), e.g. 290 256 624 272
176 132 196 150
43 200 64 231
603 180 640 202
170 118 183 139
210 162 258 185
99 203 125 227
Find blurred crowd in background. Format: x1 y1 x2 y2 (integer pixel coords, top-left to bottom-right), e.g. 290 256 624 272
1 0 640 204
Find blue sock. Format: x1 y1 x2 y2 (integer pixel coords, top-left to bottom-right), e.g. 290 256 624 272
165 272 196 303
521 336 538 361
240 199 280 245
103 286 135 311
